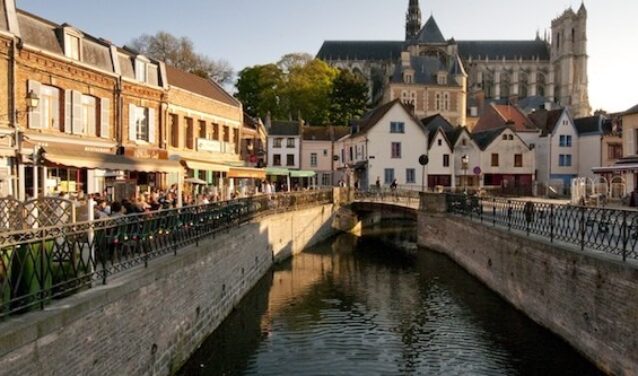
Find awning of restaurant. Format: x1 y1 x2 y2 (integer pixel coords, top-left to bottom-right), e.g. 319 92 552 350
266 167 290 176
181 158 230 172
42 147 183 173
227 166 266 179
290 170 317 178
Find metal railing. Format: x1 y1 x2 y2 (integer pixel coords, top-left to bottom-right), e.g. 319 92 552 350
446 193 638 263
0 190 333 319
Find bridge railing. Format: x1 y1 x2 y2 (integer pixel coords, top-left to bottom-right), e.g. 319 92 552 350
446 193 638 263
0 190 333 319
354 189 420 207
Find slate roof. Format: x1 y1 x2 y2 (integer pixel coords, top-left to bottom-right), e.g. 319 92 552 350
269 121 301 136
414 16 446 44
422 114 455 147
352 99 425 137
303 126 332 141
625 104 638 116
457 40 550 61
317 39 550 62
528 109 564 136
574 115 603 135
391 55 462 86
165 65 240 107
472 127 508 150
317 41 404 61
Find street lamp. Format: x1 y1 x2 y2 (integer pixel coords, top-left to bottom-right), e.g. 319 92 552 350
461 154 469 193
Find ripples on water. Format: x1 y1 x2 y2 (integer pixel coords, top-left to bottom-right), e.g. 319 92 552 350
178 221 601 376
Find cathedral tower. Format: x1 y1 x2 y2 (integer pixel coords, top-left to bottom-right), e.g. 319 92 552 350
550 3 591 117
405 0 422 40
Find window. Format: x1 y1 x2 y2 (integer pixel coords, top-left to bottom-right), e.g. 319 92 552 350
286 138 295 148
223 126 229 142
286 154 295 166
64 34 80 60
508 134 514 140
390 122 405 133
349 147 353 161
443 93 450 111
273 138 282 148
323 149 328 156
502 134 508 140
135 60 147 82
437 139 442 146
514 154 523 167
185 117 194 149
406 168 416 184
80 95 97 136
37 85 60 130
199 121 207 139
559 135 572 147
310 153 318 167
435 93 441 111
233 128 239 144
608 143 623 160
462 138 467 146
443 154 450 167
170 114 179 148
391 142 402 159
321 173 331 187
213 123 219 140
134 107 149 142
384 168 395 184
491 153 499 167
559 154 572 167
273 154 281 166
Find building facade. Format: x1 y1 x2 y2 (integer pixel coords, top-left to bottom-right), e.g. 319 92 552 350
317 0 591 121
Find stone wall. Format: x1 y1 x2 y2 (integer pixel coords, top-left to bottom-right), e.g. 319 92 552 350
0 204 337 376
417 193 638 376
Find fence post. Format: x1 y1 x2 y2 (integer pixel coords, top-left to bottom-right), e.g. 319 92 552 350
550 204 554 243
580 206 586 251
507 200 512 231
622 210 628 262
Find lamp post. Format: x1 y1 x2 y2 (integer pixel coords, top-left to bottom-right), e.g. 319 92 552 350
461 154 469 194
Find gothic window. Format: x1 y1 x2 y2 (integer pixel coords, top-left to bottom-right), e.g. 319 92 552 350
443 93 450 111
435 93 441 111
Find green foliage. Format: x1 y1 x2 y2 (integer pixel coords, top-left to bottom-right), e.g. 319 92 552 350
236 55 369 125
329 69 370 125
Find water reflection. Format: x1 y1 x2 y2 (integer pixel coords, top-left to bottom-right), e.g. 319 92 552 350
179 221 601 376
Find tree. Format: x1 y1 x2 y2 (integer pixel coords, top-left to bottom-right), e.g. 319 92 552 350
284 59 338 124
329 69 369 125
235 64 286 119
277 53 313 73
129 31 234 85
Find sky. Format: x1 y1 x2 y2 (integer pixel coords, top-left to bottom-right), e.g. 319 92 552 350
17 0 638 113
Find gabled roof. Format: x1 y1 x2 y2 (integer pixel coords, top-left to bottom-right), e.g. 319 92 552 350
574 115 603 135
447 127 469 147
472 127 509 150
473 104 538 133
352 99 424 137
528 108 565 136
165 65 239 107
414 16 446 44
269 121 301 136
422 114 455 148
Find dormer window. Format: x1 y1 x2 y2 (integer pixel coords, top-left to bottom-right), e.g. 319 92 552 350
437 72 448 85
135 56 150 83
62 27 83 61
404 73 413 84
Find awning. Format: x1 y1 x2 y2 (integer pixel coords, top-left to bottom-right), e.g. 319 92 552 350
185 177 208 185
266 167 290 176
42 147 183 173
181 159 230 172
290 170 316 178
227 166 266 179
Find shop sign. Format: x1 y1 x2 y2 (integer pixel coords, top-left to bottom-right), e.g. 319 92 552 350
197 138 222 153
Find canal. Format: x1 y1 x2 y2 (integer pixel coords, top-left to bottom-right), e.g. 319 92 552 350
178 221 601 375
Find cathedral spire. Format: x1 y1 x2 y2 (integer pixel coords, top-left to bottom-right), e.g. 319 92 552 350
405 0 422 40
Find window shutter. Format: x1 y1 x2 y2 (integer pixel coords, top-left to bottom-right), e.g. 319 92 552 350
64 90 72 133
72 90 82 134
27 80 42 129
87 99 96 137
128 104 136 142
100 98 110 138
148 108 156 144
51 89 60 130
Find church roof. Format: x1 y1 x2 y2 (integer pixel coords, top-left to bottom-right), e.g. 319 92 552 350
391 55 464 86
317 39 550 62
414 16 446 44
457 40 550 61
317 41 403 61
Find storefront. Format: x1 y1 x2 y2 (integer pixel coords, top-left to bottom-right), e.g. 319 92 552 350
290 170 317 190
227 165 266 197
266 167 290 192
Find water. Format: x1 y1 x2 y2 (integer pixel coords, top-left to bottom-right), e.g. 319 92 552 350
178 221 601 376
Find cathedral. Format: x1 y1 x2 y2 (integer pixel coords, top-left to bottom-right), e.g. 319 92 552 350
317 0 592 126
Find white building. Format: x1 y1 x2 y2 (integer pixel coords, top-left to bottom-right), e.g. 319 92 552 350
267 121 301 170
301 126 350 187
